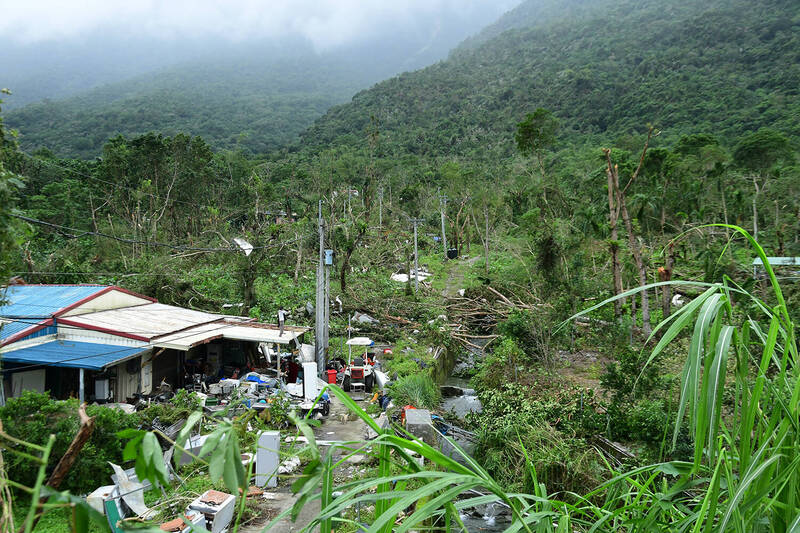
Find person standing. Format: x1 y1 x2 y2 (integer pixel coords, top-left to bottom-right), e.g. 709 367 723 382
278 306 288 336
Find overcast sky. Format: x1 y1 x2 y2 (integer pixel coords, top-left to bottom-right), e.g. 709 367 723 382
0 0 521 50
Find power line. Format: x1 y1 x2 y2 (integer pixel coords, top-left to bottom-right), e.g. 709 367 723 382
13 213 302 253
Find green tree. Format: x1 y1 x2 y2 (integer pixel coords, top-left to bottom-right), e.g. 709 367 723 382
515 108 558 178
733 129 793 241
0 89 24 283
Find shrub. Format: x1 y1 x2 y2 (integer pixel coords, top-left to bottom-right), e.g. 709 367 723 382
389 373 441 410
471 337 526 392
0 391 140 493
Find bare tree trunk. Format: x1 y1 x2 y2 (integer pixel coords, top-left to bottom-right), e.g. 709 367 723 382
605 151 623 318
293 231 302 282
618 194 651 335
484 205 490 276
605 126 654 335
721 184 730 237
20 404 96 533
660 242 674 321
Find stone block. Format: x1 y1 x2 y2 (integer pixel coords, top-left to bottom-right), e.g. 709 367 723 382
405 408 437 446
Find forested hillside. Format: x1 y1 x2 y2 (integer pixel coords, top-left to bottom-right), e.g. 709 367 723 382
2 0 800 529
302 0 800 157
4 53 383 158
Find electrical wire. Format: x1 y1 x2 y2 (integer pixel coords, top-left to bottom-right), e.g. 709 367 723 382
12 213 302 253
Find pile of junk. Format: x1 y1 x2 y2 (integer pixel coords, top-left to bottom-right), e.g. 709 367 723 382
122 342 331 419
324 336 391 399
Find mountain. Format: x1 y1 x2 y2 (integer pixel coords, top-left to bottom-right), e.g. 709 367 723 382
299 0 800 159
2 3 520 159
5 50 380 158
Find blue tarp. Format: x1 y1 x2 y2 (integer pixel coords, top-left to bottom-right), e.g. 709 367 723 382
0 340 147 371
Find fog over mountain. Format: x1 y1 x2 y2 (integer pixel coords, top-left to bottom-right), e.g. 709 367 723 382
1 0 520 110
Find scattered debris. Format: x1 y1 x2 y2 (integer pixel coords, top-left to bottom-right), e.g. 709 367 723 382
278 456 301 474
188 490 236 533
353 311 379 324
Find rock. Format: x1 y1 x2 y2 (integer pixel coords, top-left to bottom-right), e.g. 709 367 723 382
366 412 390 440
440 385 465 397
405 409 437 446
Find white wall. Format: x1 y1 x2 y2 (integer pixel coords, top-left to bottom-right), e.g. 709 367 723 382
60 289 152 317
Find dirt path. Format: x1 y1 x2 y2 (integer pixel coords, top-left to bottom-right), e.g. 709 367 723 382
442 255 481 298
240 394 372 532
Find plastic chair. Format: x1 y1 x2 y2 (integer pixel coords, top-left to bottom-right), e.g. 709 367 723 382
350 367 366 400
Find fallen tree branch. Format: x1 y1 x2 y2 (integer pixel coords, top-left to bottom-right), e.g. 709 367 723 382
20 403 96 533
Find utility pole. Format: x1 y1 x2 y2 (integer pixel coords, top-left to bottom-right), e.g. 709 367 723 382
324 248 331 374
411 218 424 294
315 200 327 376
378 186 383 229
439 189 448 259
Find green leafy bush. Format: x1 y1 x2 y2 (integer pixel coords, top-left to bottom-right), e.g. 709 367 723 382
0 391 140 493
389 373 441 410
471 337 527 392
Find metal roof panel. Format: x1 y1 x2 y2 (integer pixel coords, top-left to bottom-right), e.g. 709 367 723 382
0 340 148 371
0 285 107 319
61 303 222 340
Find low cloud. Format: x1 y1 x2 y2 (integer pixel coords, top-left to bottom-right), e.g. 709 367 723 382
0 0 520 50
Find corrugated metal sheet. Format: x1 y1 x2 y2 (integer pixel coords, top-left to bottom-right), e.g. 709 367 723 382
0 285 107 341
152 321 307 350
0 319 39 342
0 340 147 370
0 285 106 318
61 303 222 340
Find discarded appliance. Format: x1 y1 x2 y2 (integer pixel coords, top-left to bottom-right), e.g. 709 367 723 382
302 362 319 400
178 434 212 466
188 490 236 533
86 485 116 515
405 408 438 446
255 430 280 488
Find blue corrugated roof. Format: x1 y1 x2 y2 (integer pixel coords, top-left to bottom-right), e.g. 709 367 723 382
0 285 107 318
0 285 108 341
0 340 146 371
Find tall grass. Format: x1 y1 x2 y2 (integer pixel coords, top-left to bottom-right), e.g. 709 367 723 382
281 226 799 532
389 373 442 410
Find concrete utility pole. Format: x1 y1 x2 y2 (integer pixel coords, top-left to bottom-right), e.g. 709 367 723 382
324 248 331 373
439 189 448 259
315 200 327 376
411 218 424 294
378 186 383 229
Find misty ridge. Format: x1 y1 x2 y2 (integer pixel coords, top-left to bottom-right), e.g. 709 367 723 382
0 0 522 157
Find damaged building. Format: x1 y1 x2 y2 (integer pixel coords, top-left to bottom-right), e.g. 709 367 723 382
0 284 307 405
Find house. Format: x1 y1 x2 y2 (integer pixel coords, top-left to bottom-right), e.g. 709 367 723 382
0 284 308 405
